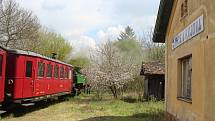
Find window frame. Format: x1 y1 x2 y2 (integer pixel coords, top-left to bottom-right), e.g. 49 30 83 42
180 0 188 20
37 61 45 78
177 55 192 103
69 68 72 80
64 67 69 79
46 63 53 78
60 66 64 79
0 55 3 76
54 65 59 79
25 61 33 78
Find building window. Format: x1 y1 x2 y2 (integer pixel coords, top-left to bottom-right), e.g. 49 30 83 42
179 55 192 100
38 62 45 77
60 66 64 78
181 0 188 19
26 61 32 77
46 64 53 78
0 55 3 76
54 65 59 78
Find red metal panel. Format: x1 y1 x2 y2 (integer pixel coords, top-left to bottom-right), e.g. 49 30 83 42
34 58 46 97
6 52 73 102
52 64 58 93
22 56 36 98
59 64 64 92
0 49 6 103
6 55 25 99
62 66 67 92
45 61 54 95
70 67 73 90
54 64 59 93
64 66 72 92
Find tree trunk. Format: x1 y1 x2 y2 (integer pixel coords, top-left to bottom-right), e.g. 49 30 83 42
109 86 118 99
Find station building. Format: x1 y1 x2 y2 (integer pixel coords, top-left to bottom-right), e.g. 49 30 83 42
153 0 215 121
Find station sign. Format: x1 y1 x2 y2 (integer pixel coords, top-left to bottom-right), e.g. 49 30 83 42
172 15 204 49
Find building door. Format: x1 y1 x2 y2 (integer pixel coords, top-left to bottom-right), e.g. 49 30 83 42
148 75 165 100
23 57 35 98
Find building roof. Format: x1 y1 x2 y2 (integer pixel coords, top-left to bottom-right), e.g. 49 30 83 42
153 0 174 43
6 48 73 67
140 61 165 75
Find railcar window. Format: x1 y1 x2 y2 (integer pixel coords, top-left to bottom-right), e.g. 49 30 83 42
69 69 72 79
65 68 69 79
60 66 64 78
54 65 59 78
46 64 53 78
26 61 32 77
38 62 45 77
0 55 2 76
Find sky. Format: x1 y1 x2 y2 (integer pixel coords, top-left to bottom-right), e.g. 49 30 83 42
18 0 160 57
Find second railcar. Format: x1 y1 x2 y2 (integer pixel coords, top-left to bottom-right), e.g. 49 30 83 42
5 49 73 103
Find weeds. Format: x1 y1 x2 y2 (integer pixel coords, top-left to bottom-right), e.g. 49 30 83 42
2 93 167 121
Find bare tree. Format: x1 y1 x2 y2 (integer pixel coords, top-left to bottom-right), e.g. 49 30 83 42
139 28 165 62
0 0 40 49
82 41 140 99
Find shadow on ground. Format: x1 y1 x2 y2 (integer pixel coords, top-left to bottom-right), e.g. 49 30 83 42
79 112 166 121
1 96 69 118
1 94 113 118
70 94 114 104
121 96 139 103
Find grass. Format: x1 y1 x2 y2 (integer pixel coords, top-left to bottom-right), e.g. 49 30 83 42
1 93 166 121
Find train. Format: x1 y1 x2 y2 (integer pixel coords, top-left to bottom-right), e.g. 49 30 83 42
72 67 87 95
0 46 86 113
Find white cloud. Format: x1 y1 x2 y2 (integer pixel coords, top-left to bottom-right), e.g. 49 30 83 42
70 25 124 57
18 0 160 56
131 15 157 35
70 35 97 58
42 0 67 10
97 25 124 42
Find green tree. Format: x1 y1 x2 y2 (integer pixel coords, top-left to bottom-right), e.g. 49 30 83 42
115 26 142 58
35 29 73 62
114 39 142 57
117 26 136 41
69 56 90 68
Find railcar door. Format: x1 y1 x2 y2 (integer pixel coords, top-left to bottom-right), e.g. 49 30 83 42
23 57 35 98
0 50 6 103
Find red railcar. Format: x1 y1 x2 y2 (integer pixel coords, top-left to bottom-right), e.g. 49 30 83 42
0 47 7 105
5 49 73 103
